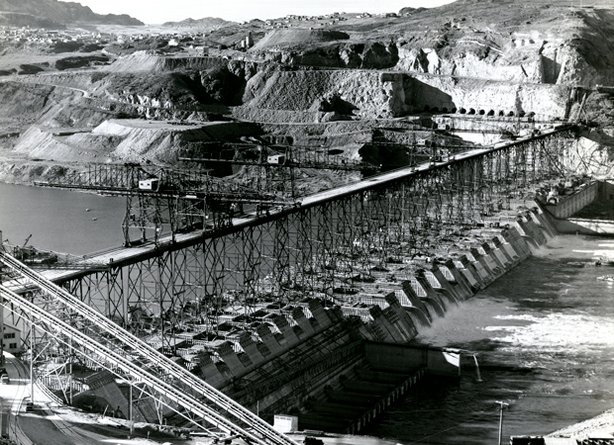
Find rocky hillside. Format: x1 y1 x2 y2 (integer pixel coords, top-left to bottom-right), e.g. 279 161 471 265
0 0 143 27
234 0 614 87
1 0 614 186
161 17 235 31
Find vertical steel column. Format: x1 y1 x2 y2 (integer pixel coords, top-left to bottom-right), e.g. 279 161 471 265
105 266 126 326
367 189 391 266
295 208 316 294
399 179 418 257
332 197 355 277
454 162 469 224
125 258 160 337
314 201 336 301
223 231 246 305
423 172 442 241
438 167 456 231
385 184 406 263
355 190 374 272
273 217 291 304
241 225 263 314
66 273 107 316
157 249 177 352
202 236 226 335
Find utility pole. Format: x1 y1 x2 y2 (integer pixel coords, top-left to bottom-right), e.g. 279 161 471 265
30 323 34 404
129 381 134 437
496 400 509 445
0 230 4 367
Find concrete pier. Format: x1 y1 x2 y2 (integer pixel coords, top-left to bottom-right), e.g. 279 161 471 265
186 204 553 436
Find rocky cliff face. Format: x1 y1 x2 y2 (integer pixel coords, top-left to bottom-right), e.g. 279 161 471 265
239 68 572 120
241 70 411 119
242 2 614 88
394 4 614 87
562 131 614 178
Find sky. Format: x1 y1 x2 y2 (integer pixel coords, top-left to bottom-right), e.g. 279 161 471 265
59 0 456 24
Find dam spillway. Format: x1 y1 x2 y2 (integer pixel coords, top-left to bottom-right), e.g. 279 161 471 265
0 126 590 442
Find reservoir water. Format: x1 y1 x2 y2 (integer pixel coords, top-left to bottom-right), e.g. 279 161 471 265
366 235 614 444
0 183 125 255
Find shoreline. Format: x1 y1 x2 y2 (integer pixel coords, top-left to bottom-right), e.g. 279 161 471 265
546 407 614 442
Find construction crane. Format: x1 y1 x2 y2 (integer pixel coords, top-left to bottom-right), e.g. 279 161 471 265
178 137 380 198
0 234 108 273
35 163 294 247
180 140 377 170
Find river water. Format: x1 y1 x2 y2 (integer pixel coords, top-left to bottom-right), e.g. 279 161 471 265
0 183 125 255
366 235 614 444
2 184 614 443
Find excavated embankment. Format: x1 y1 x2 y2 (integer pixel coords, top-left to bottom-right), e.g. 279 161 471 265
239 69 578 121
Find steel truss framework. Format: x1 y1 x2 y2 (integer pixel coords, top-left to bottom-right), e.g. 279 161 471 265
44 129 577 351
0 128 576 443
35 163 290 246
0 252 300 445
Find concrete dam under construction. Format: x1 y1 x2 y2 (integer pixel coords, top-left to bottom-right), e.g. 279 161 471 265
3 123 613 445
2 1 614 444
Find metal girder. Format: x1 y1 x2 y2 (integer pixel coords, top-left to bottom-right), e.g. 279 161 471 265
35 163 294 247
10 127 579 355
0 252 300 445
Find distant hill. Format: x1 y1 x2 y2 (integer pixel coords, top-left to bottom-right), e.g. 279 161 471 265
0 0 143 27
398 6 427 15
161 17 235 31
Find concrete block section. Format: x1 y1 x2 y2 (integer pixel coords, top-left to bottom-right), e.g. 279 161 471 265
493 246 512 269
492 235 518 264
482 241 508 268
198 353 228 388
477 245 504 275
85 371 151 423
533 206 558 237
384 293 418 340
382 306 414 342
431 265 465 301
239 332 265 365
307 300 333 329
501 227 532 259
256 324 282 356
422 296 445 318
291 306 315 336
517 217 546 247
217 340 247 377
368 305 398 342
400 283 432 326
401 281 430 314
469 248 497 281
271 313 300 346
456 255 484 289
464 252 491 283
442 260 475 298
415 270 451 309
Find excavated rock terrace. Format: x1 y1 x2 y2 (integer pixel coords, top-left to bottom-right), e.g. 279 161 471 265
0 0 613 189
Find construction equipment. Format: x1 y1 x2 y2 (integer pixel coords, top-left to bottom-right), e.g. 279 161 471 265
179 138 380 198
35 163 294 246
